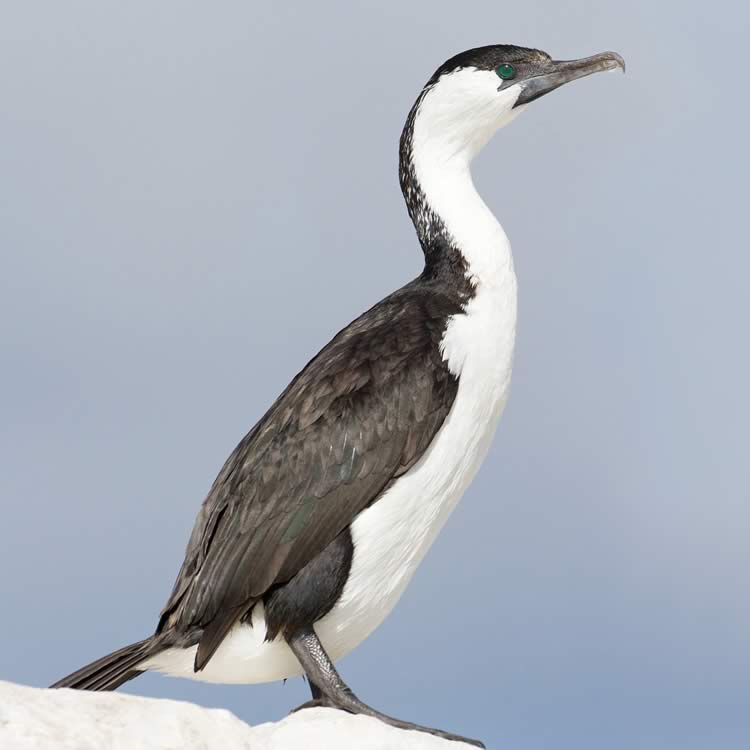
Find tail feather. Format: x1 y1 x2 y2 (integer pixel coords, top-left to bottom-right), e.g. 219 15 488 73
50 637 154 691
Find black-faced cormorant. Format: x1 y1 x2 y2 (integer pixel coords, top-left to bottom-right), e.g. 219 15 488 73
52 45 625 747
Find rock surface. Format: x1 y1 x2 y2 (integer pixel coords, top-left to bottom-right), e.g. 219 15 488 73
0 680 477 749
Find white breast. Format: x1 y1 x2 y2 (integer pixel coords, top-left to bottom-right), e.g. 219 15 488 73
316 275 517 661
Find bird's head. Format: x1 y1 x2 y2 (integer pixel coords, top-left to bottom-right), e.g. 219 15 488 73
407 44 625 164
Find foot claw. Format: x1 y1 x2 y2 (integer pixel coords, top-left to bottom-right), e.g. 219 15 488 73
291 698 483 746
391 723 484 747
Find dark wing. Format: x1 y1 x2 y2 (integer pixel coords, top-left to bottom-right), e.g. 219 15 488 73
157 285 462 669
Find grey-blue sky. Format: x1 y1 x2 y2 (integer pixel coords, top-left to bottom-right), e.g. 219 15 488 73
1 2 748 748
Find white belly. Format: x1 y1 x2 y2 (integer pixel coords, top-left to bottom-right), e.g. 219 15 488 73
142 278 517 684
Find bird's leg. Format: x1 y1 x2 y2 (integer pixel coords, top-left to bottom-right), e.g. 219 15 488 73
286 627 484 748
308 679 323 700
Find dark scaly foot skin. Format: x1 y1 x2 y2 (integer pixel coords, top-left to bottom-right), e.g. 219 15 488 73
287 628 484 747
291 696 485 747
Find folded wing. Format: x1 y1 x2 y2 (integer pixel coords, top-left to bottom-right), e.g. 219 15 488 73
156 287 462 670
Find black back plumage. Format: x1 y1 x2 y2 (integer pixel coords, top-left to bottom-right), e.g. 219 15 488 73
157 280 466 669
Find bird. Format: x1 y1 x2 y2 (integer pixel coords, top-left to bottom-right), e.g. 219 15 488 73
51 44 624 747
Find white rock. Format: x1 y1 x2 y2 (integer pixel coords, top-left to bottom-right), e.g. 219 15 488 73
0 680 477 749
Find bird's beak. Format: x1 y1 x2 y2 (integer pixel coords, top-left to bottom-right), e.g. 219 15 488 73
514 51 625 106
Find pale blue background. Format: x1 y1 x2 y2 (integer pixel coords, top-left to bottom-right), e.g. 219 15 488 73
1 2 748 748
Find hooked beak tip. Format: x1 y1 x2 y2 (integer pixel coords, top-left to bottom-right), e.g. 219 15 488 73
602 51 626 73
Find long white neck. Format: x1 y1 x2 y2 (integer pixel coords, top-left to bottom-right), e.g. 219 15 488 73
401 69 525 290
411 154 513 287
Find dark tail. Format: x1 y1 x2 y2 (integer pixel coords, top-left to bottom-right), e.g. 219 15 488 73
50 637 154 691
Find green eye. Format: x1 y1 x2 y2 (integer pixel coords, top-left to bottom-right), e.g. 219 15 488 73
495 63 516 80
